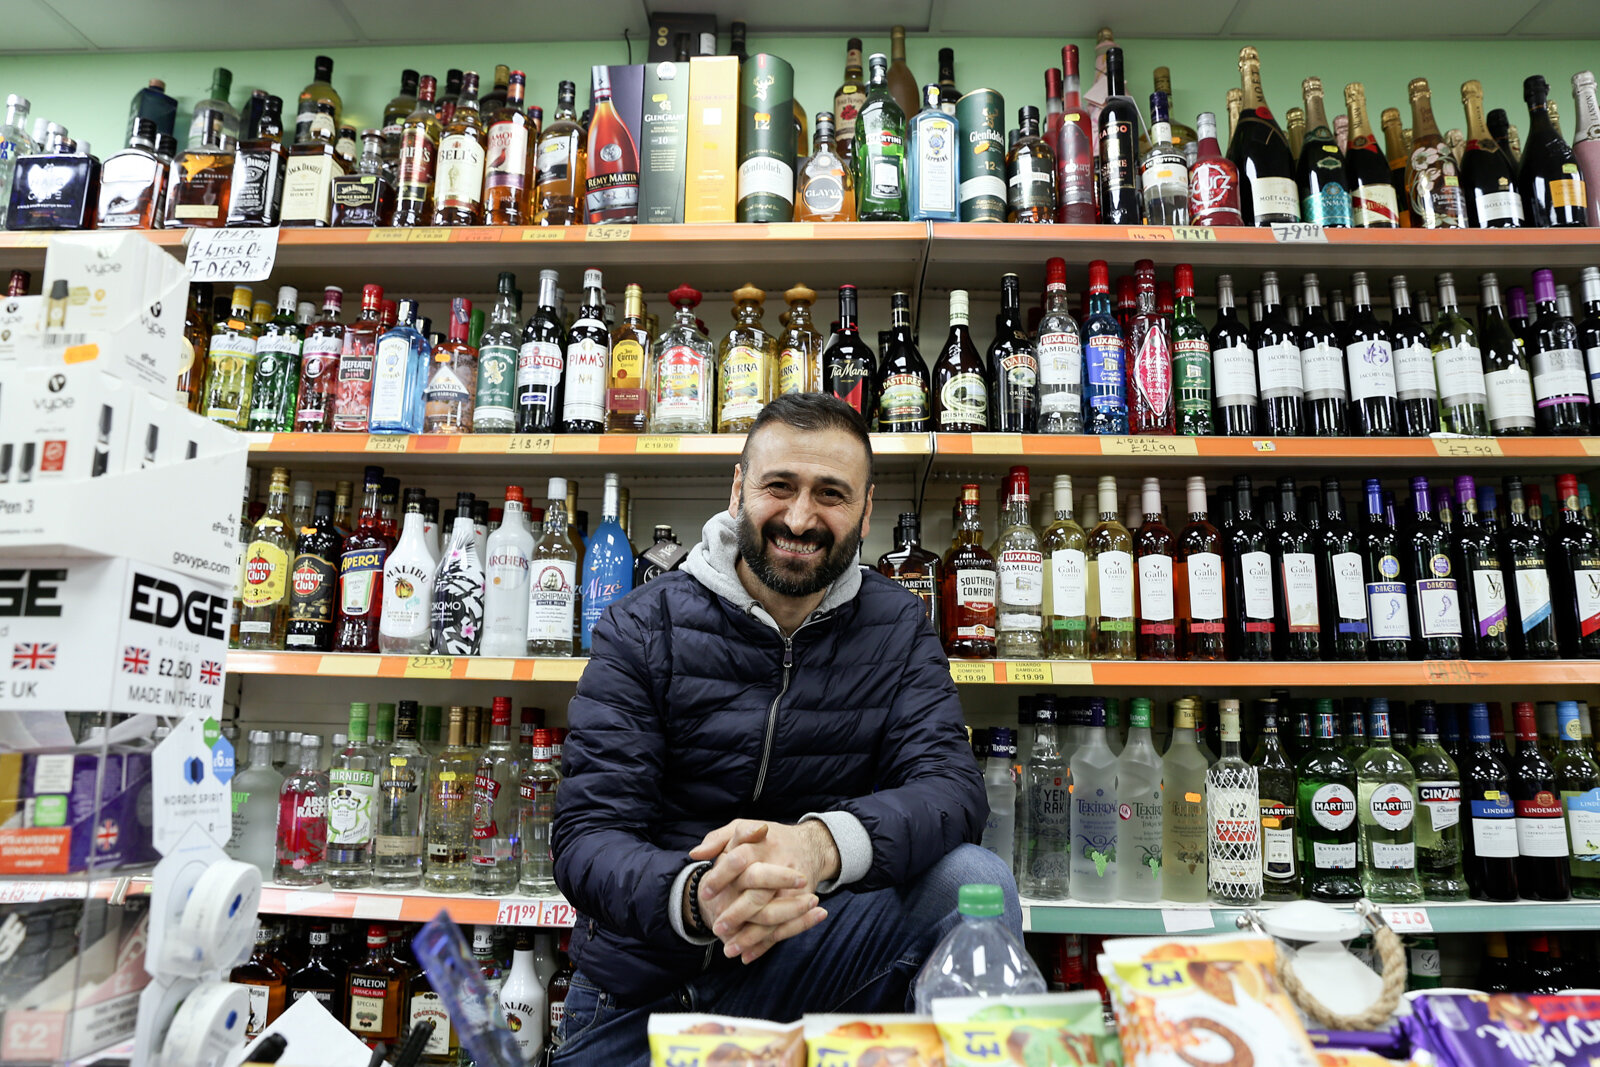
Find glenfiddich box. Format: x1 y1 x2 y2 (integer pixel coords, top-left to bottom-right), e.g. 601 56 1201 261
736 54 796 223
685 56 739 223
956 88 1007 222
640 60 690 224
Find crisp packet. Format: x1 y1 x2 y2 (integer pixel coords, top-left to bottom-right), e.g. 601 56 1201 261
803 1014 945 1066
648 1013 805 1067
1097 933 1319 1067
930 991 1108 1066
1405 990 1600 1067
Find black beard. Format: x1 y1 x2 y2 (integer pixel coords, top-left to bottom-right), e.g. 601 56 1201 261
736 502 863 598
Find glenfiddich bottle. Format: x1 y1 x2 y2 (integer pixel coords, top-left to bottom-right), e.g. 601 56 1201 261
941 484 998 658
878 512 940 628
585 65 640 223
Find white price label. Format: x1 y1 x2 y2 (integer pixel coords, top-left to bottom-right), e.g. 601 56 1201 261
1270 222 1328 243
496 899 543 926
185 226 280 282
540 899 577 926
1380 906 1433 933
1161 908 1215 933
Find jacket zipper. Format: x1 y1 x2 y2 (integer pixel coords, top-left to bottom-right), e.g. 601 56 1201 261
751 636 793 802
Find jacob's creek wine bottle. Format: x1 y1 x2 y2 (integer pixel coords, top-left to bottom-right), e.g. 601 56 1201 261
1253 271 1303 435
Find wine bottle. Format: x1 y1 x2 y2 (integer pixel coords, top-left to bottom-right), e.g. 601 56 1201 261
1502 476 1559 659
1477 272 1538 436
1088 476 1135 661
1253 271 1304 435
1210 274 1257 435
1228 47 1299 225
1361 478 1412 661
1387 276 1440 436
1519 75 1588 227
1450 475 1511 661
1317 479 1369 661
1172 264 1212 436
1403 477 1464 661
1134 478 1177 661
1096 47 1141 225
1298 273 1348 436
1510 701 1572 901
1462 702 1519 900
1342 272 1399 435
1380 107 1412 226
1428 273 1491 436
1404 78 1466 229
1224 474 1275 661
1296 77 1351 226
1459 80 1523 228
987 273 1038 432
1271 476 1322 661
1126 260 1174 434
1571 73 1600 222
1527 268 1590 434
1177 476 1226 662
1056 46 1098 224
1083 260 1129 434
1579 267 1600 429
1551 472 1600 658
1343 83 1400 228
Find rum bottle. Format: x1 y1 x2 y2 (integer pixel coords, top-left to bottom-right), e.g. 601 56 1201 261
796 112 855 222
561 269 610 433
648 285 715 434
853 53 907 221
942 484 998 658
392 75 440 227
721 284 777 431
347 924 406 1049
238 466 294 650
584 65 640 223
485 70 535 225
533 81 586 225
606 283 650 432
434 71 486 225
932 291 988 432
777 284 823 396
286 490 341 652
878 512 940 628
226 93 286 227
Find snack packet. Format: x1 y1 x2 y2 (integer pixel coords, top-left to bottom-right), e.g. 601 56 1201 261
1405 990 1600 1067
803 1014 945 1066
931 991 1108 1066
1097 933 1319 1067
648 1013 805 1067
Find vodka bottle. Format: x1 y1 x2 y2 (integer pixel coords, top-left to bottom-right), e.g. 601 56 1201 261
424 707 476 892
518 728 561 895
379 489 437 652
431 493 485 655
371 700 426 889
979 727 1017 864
228 730 283 879
1207 700 1263 904
325 703 379 888
580 474 634 652
528 477 580 656
1117 698 1164 902
276 736 328 886
1021 701 1070 899
481 486 535 656
1068 699 1119 901
471 697 522 894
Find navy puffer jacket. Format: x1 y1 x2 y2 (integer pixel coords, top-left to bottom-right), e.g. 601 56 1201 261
552 511 986 1004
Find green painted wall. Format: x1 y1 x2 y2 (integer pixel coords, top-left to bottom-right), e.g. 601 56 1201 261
7 34 1600 161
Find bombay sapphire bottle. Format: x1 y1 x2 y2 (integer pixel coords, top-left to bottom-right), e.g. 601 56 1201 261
368 298 429 434
907 84 958 222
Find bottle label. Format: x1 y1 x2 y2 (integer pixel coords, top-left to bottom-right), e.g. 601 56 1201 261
608 338 647 417
954 569 998 641
1037 330 1083 407
1408 144 1464 227
1345 339 1398 403
655 344 709 421
1313 840 1357 870
1174 337 1211 421
1131 324 1173 421
408 991 453 1056
1207 785 1261 886
1256 341 1305 401
891 573 936 622
1351 182 1399 227
1050 548 1087 618
348 977 391 1034
1261 798 1296 877
938 371 988 427
485 123 530 191
327 767 377 845
998 548 1044 611
1302 179 1352 227
914 116 958 215
1531 346 1589 407
1577 563 1600 636
1516 565 1553 633
1586 345 1600 404
281 154 337 224
527 558 577 643
1368 782 1415 833
1301 340 1347 402
1477 189 1523 226
1281 551 1320 631
1484 365 1537 428
776 347 809 396
474 344 516 424
535 135 572 185
562 336 609 424
870 155 904 201
1185 551 1225 625
1434 343 1488 405
1094 550 1134 620
1188 158 1244 225
241 540 289 609
1249 175 1300 223
1472 568 1509 639
1140 150 1188 204
999 348 1039 396
1211 344 1258 408
1371 840 1415 870
801 173 846 216
720 345 768 422
1008 154 1055 214
1392 341 1438 401
368 334 415 425
335 547 385 618
380 560 434 639
1516 792 1571 857
1562 787 1600 861
1311 783 1357 832
1470 797 1519 857
246 986 270 1036
1084 333 1126 413
1137 553 1174 626
289 551 338 625
737 155 796 205
1551 176 1587 209
1329 551 1367 632
425 361 472 409
1418 781 1461 832
397 129 437 195
878 372 929 425
1240 550 1274 623
1416 555 1462 638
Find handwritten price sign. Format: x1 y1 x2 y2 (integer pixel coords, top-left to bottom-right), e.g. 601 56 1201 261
1100 436 1199 456
1432 437 1503 457
405 656 454 678
185 227 279 282
1269 222 1328 243
1424 660 1482 684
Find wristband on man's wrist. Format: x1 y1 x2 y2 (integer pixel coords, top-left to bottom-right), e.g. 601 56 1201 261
686 864 711 936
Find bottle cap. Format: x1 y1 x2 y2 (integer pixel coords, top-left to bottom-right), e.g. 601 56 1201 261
1045 257 1067 289
732 283 765 305
956 883 1004 918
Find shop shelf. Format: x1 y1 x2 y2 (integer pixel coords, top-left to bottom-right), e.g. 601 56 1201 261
1021 897 1600 935
254 883 575 928
226 651 587 682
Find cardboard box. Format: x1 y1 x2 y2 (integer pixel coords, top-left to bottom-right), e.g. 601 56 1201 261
684 57 739 223
640 60 691 224
647 11 718 62
0 751 153 873
9 364 134 482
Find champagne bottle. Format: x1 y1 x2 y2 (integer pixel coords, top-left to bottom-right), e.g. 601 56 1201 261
1296 77 1351 226
1459 80 1523 227
1519 75 1588 227
1228 47 1299 225
1343 83 1400 228
1570 72 1600 222
1404 78 1466 229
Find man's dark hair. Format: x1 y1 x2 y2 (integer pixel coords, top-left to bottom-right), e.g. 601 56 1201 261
739 393 875 485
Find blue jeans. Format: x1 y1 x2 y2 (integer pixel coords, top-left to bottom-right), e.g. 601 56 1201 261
551 844 1019 1067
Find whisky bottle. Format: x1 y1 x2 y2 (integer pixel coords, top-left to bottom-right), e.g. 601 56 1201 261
232 923 289 1038
796 112 855 222
908 86 958 222
282 101 344 227
485 70 534 225
853 53 908 221
380 69 419 164
393 76 440 227
226 94 286 227
719 285 776 432
434 71 486 226
585 65 640 223
941 484 998 658
737 52 796 223
12 130 100 226
1007 105 1057 223
97 118 165 228
164 122 233 228
534 81 586 225
833 39 867 162
331 129 394 227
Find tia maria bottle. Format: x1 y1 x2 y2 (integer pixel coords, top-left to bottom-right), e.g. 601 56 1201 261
1210 274 1257 434
1083 261 1128 434
1229 47 1299 225
1125 260 1173 434
1403 477 1463 660
1528 268 1590 434
1095 47 1141 226
986 274 1038 432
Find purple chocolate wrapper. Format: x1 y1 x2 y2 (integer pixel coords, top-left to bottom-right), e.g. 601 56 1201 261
1305 1028 1409 1058
1408 991 1600 1067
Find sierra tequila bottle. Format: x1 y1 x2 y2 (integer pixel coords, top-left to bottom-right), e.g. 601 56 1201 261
1357 698 1424 903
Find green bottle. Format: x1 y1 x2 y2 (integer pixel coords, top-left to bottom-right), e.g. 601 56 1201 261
248 285 303 432
1409 700 1468 900
1172 264 1213 436
1296 701 1361 901
1355 697 1424 903
853 53 907 221
1253 704 1299 901
204 285 260 430
1554 699 1600 898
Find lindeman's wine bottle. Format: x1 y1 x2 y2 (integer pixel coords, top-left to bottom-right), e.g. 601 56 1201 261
1228 47 1299 226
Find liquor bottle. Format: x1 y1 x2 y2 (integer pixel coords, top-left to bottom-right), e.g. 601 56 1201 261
370 700 426 890
203 286 258 429
853 53 907 221
516 727 561 896
327 284 381 432
1202 274 1257 435
533 80 586 225
878 512 941 628
528 478 580 657
423 707 476 891
1253 271 1304 435
290 287 343 432
280 98 344 227
1403 477 1465 659
1475 273 1538 435
876 292 930 432
1338 83 1400 228
1461 702 1518 901
1015 701 1068 900
1511 701 1571 900
228 731 283 878
418 298 476 433
289 55 340 145
1035 259 1084 433
325 703 378 889
276 735 328 885
583 65 639 223
1448 476 1511 661
233 924 289 1037
1355 699 1423 903
1008 105 1057 223
1429 273 1491 436
368 298 428 434
556 269 609 432
1126 478 1175 660
285 921 345 1022
647 285 715 433
988 467 1045 658
1296 701 1361 901
155 117 228 228
1224 475 1275 661
480 487 534 656
1551 473 1600 657
285 490 341 652
794 110 856 223
470 698 520 894
345 924 405 1049
901 87 957 223
1296 77 1351 226
429 70 486 225
1073 261 1128 435
1337 272 1398 436
1269 476 1322 661
1187 110 1244 227
331 128 395 226
1404 79 1465 229
1457 81 1523 228
1056 46 1097 224
580 474 633 653
1067 700 1119 901
603 283 650 433
1164 264 1212 436
770 284 820 397
832 39 867 161
1520 75 1588 227
1410 702 1469 900
517 270 566 433
942 484 998 658
1040 476 1089 660
0 95 36 229
932 291 989 432
1121 260 1173 434
392 75 440 227
1095 47 1140 225
1527 270 1590 433
175 282 213 413
483 70 534 225
978 726 1018 865
469 273 519 433
1228 47 1298 225
1502 476 1558 659
238 467 294 650
378 490 437 654
331 468 390 653
1249 704 1298 900
499 928 547 1064
983 274 1037 432
431 495 485 656
1207 700 1263 904
96 118 165 228
1156 696 1206 902
709 284 773 431
1298 274 1348 436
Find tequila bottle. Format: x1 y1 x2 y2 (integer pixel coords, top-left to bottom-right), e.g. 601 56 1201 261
1356 699 1424 902
518 728 561 895
1411 701 1468 900
471 698 521 894
372 700 426 889
1296 700 1361 901
648 285 715 434
1116 698 1163 902
1207 700 1263 905
1162 697 1209 902
326 702 378 889
424 707 476 892
276 736 328 886
719 286 776 432
1021 702 1070 899
994 466 1044 658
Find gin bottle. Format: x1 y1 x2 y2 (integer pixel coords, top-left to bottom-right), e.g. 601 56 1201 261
1207 700 1262 905
907 85 958 221
518 728 561 895
1356 698 1424 903
1116 698 1164 902
372 700 426 889
326 702 378 889
994 466 1044 658
471 698 521 894
368 298 429 435
424 707 476 892
431 494 485 655
1021 702 1070 899
229 730 283 879
276 736 328 886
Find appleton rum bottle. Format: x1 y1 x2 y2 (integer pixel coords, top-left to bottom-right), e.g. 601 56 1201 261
584 65 640 223
347 924 407 1049
941 484 997 658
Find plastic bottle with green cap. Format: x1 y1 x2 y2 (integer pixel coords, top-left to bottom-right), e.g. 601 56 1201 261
911 883 1045 1013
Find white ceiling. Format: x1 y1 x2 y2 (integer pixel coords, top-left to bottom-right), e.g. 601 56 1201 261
3 0 1596 51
